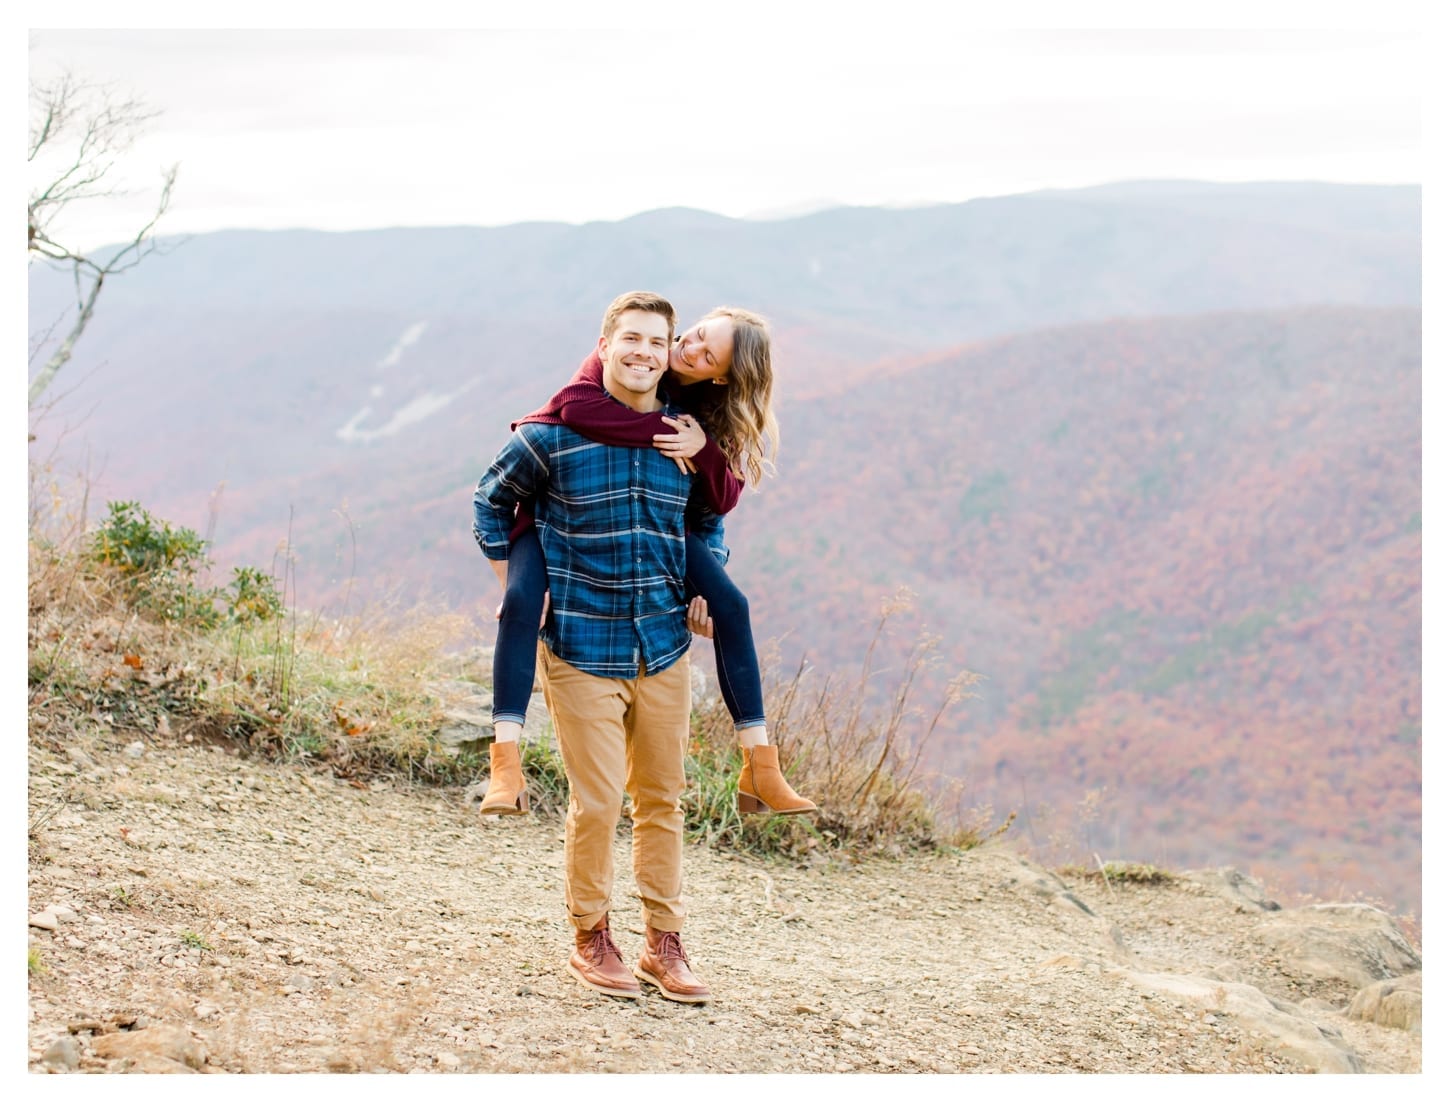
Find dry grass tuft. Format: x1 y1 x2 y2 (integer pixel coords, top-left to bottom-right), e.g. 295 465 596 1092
686 587 1010 860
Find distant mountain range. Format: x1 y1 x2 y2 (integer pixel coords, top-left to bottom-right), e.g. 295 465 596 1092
28 180 1422 913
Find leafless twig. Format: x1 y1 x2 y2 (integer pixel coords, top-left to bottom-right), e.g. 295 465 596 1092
27 68 180 407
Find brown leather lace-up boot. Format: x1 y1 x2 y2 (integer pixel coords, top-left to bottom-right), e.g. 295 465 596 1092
634 926 711 1003
479 739 528 815
567 917 642 999
737 745 817 815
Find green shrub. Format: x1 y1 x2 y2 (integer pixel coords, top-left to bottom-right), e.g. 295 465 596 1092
87 501 220 627
89 501 207 577
226 566 284 623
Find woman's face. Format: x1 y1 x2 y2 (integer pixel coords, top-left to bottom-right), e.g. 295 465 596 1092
669 316 734 384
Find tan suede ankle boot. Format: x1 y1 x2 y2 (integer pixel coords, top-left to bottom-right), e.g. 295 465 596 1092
480 739 528 815
737 745 817 815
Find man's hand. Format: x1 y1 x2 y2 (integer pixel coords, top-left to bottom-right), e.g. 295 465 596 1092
655 414 706 475
491 559 508 619
686 596 713 639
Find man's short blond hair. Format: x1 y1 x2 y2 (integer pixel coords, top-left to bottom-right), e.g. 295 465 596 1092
601 291 676 343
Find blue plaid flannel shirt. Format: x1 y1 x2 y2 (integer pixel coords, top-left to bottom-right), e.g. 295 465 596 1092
472 416 727 679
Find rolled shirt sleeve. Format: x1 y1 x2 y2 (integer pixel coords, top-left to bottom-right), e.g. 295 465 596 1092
472 425 549 561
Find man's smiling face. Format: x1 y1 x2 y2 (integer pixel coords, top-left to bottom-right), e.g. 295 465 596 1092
598 308 672 410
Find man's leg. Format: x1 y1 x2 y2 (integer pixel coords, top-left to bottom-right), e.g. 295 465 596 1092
623 654 691 930
624 654 710 1002
539 643 629 929
539 644 641 998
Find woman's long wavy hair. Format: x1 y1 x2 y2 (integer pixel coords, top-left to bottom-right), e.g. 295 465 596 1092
693 306 780 488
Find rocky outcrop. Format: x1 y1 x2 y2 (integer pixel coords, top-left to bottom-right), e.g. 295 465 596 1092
1252 903 1422 991
1112 968 1363 1073
1347 973 1422 1033
990 855 1133 961
1182 867 1282 912
427 666 551 757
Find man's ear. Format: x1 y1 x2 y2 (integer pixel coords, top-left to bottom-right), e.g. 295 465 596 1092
596 333 610 361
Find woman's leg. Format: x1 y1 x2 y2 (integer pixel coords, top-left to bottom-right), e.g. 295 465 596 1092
684 533 765 741
482 528 548 816
684 534 816 815
491 528 548 740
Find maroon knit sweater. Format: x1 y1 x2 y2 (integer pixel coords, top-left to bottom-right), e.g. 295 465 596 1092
506 351 745 541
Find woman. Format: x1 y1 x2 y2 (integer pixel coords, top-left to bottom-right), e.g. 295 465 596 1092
480 306 816 818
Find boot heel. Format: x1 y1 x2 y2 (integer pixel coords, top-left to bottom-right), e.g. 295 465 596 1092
737 791 767 814
735 744 818 817
482 791 528 816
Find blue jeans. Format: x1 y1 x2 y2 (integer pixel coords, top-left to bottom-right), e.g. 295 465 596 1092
490 529 765 729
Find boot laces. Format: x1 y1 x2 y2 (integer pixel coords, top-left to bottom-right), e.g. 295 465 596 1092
584 925 623 965
652 931 688 963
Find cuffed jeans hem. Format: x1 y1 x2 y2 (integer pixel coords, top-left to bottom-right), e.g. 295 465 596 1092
732 717 767 731
491 711 527 726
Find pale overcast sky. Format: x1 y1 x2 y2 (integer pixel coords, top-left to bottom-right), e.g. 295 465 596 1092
26 15 1423 251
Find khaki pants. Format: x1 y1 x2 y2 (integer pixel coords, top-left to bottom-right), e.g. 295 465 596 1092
538 643 692 933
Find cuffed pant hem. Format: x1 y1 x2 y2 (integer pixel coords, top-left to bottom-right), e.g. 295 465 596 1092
642 910 684 933
569 908 608 932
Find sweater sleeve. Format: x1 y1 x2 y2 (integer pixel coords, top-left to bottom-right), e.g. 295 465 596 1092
688 439 744 515
555 352 670 447
551 352 744 515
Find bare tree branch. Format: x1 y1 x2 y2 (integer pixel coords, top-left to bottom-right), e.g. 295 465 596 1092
27 67 178 408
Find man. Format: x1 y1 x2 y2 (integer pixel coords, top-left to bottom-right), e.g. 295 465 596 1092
471 291 718 1003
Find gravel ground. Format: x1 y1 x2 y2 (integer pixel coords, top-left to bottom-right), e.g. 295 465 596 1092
27 733 1421 1074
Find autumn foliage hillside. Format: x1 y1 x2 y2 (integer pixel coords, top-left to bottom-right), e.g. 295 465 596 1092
724 305 1420 914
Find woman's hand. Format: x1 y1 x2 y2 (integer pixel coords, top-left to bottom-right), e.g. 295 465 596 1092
686 596 714 639
654 414 706 475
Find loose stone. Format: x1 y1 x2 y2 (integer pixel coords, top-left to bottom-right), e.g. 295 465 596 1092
43 1035 81 1071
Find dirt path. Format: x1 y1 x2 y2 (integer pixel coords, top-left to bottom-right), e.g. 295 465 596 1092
27 733 1420 1074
